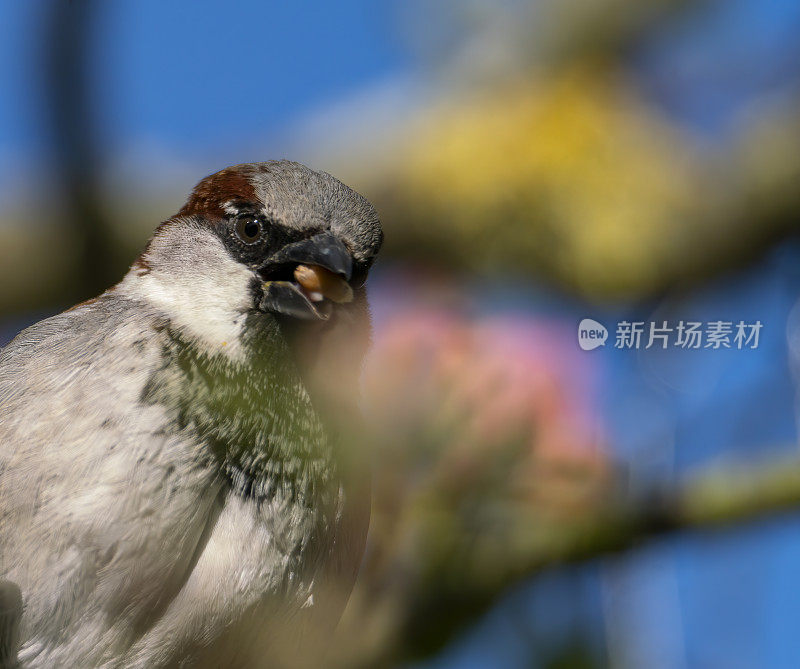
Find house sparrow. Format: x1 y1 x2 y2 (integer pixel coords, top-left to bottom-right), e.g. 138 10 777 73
0 161 382 668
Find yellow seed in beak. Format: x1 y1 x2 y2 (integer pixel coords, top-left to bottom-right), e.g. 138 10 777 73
294 264 354 304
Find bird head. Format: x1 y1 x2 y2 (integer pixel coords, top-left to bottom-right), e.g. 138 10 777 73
125 161 382 361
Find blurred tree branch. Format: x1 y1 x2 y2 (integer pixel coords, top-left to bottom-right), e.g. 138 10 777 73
331 454 800 667
43 0 114 302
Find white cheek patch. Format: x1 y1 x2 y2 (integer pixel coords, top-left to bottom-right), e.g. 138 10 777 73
119 227 256 358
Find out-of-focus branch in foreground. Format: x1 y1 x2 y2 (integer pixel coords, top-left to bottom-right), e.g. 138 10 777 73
330 454 800 667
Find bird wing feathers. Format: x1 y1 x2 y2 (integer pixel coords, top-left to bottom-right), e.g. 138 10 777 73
0 298 224 666
0 296 367 668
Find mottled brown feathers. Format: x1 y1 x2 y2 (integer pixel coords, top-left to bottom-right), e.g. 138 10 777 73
178 166 258 219
128 167 259 277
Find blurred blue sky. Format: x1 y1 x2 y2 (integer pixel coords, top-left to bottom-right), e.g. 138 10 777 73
633 0 800 138
0 0 411 197
1 0 799 189
419 239 800 669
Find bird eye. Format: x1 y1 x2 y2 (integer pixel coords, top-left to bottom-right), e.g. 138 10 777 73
235 214 264 244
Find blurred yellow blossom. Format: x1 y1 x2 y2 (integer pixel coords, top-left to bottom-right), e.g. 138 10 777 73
373 64 739 298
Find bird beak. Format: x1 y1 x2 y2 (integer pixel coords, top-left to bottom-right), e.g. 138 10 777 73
258 232 354 320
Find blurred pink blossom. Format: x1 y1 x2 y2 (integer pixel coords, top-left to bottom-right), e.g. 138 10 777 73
363 270 609 513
